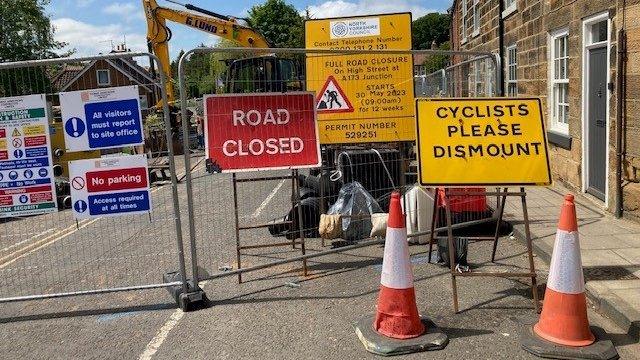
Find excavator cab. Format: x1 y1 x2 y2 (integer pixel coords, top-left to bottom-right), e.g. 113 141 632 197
225 55 304 94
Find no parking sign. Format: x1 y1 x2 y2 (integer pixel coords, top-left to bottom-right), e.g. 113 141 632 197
69 154 151 219
59 86 144 151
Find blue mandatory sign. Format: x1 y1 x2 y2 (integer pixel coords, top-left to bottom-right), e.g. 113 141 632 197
19 195 29 204
0 172 3 181
38 168 48 177
8 171 18 180
65 117 86 138
23 169 33 179
84 99 142 149
13 149 24 158
88 190 150 216
74 200 88 213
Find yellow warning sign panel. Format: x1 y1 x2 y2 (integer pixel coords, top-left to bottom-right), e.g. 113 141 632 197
416 98 552 186
23 125 45 136
305 13 414 144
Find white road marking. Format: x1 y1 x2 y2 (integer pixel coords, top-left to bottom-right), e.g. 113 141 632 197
138 280 209 359
0 184 168 269
138 309 184 360
0 218 98 269
252 179 286 218
0 228 55 253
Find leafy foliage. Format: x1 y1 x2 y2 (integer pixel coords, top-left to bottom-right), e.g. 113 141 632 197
169 40 239 99
247 0 304 48
421 42 451 74
0 0 69 96
412 13 450 50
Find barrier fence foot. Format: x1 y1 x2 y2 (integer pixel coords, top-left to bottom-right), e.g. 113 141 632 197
163 271 207 312
354 315 448 356
519 325 619 360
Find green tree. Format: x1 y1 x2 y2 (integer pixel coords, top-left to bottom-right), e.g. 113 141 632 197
420 42 451 74
248 0 304 48
412 13 450 50
0 0 69 96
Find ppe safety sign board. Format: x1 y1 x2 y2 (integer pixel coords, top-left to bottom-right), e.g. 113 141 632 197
204 92 321 172
69 154 151 219
305 13 414 144
59 86 144 151
0 94 57 218
415 98 552 186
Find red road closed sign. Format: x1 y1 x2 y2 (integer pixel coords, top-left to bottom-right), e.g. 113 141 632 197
204 92 321 172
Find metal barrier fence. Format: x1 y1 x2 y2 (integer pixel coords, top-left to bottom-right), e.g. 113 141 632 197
177 48 502 287
0 53 189 303
414 54 501 98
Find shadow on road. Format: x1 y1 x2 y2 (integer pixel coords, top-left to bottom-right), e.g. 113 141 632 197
0 302 177 324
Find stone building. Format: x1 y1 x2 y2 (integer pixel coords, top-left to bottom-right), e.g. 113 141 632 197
450 0 640 221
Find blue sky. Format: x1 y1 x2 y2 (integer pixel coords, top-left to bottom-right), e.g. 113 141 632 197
46 0 450 60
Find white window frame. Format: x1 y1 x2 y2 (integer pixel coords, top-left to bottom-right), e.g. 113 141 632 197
472 0 480 37
474 60 484 96
461 0 468 44
581 12 611 203
506 45 517 96
502 0 517 18
548 28 569 134
96 69 111 86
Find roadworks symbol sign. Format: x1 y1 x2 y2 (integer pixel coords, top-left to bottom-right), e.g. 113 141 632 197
316 76 353 113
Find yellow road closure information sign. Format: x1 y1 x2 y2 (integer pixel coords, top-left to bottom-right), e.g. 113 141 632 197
305 13 414 144
415 98 552 186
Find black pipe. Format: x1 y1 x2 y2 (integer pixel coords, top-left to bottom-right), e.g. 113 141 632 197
615 28 626 218
497 0 505 96
184 3 231 21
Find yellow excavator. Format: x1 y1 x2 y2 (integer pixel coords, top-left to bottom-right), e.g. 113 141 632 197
142 0 303 103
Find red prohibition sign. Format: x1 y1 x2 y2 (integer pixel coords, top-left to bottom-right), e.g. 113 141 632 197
71 176 86 190
12 138 22 148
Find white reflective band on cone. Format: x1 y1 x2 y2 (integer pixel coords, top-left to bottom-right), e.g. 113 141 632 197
380 227 414 289
547 229 585 294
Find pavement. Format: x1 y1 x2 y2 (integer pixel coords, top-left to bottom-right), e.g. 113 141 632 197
505 184 640 345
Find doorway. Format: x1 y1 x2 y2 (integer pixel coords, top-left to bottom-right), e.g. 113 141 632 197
582 13 610 202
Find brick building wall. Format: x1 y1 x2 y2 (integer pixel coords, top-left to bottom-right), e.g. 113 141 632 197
451 0 640 221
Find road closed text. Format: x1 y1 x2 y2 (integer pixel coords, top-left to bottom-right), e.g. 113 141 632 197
415 98 551 186
205 93 320 172
221 109 304 157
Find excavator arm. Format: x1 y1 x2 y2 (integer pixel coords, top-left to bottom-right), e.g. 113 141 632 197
142 0 270 104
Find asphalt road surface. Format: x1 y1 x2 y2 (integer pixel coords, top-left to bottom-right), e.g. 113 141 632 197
0 156 638 359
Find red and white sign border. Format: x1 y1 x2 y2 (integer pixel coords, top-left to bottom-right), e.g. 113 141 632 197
203 91 322 173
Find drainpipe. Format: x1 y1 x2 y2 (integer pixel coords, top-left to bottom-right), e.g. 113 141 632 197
497 0 505 96
615 28 627 218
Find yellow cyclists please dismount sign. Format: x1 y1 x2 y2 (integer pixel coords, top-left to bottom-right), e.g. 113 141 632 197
305 13 414 144
415 98 552 186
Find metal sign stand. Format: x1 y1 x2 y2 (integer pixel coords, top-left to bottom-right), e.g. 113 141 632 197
427 187 540 313
232 170 308 284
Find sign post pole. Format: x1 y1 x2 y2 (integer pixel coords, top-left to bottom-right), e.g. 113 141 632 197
441 188 540 313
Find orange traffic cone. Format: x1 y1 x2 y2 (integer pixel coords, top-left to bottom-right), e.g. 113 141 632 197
373 192 425 339
534 194 595 347
354 191 448 356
